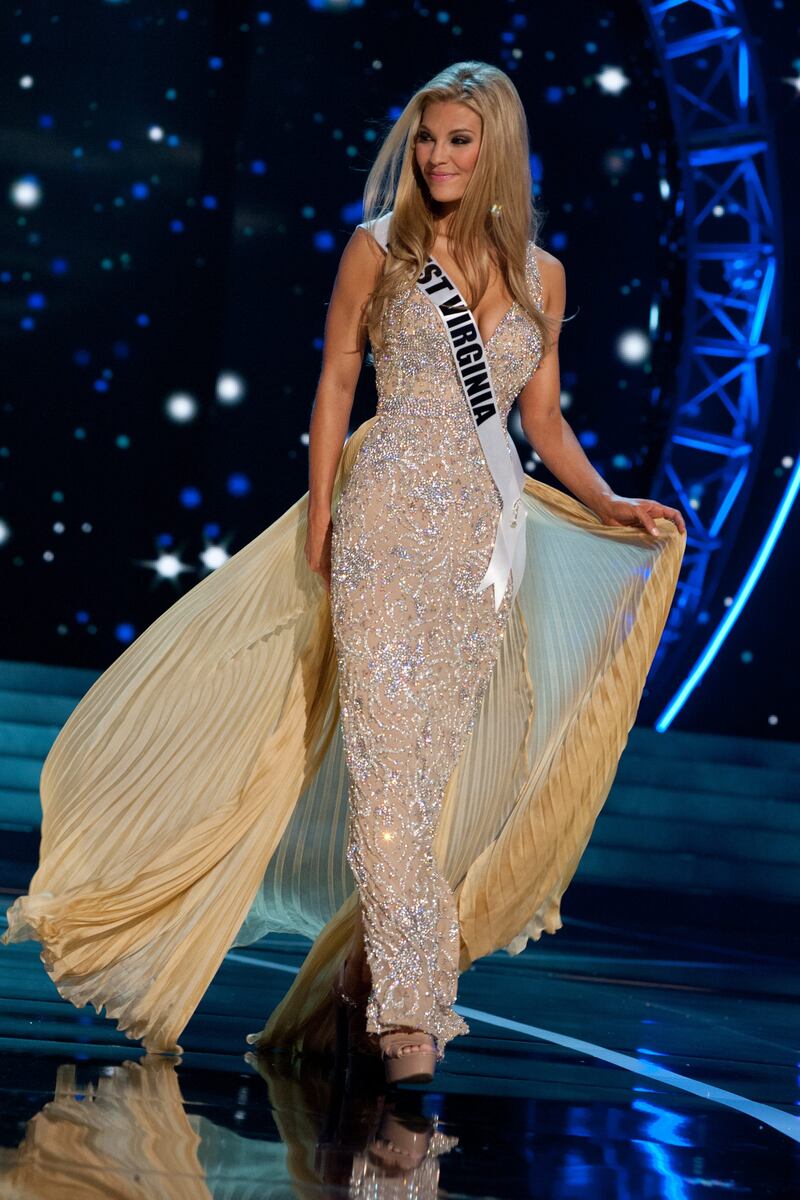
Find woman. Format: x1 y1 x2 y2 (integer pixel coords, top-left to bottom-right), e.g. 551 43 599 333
1 62 685 1086
301 61 686 1083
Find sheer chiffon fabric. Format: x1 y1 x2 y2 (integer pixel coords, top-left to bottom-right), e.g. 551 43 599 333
1 411 685 1055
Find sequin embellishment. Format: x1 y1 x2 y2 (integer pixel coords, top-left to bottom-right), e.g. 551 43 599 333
330 242 545 1058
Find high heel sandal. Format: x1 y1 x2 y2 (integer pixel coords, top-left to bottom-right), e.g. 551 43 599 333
379 1028 438 1085
331 958 381 1061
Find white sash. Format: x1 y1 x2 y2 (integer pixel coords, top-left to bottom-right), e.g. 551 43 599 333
359 213 527 610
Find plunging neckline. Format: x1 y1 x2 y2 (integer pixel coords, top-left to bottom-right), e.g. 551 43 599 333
416 282 519 349
425 249 519 348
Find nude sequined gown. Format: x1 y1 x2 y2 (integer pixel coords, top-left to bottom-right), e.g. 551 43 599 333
0 218 685 1060
330 228 545 1054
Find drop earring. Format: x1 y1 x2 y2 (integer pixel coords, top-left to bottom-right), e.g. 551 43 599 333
490 203 503 217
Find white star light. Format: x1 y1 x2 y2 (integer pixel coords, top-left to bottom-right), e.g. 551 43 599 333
782 73 800 94
165 391 198 423
216 371 246 405
0 519 11 545
148 125 165 141
140 552 194 581
616 328 651 365
596 66 630 95
200 544 229 571
10 176 42 209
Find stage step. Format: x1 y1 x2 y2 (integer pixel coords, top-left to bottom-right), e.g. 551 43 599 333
0 661 100 699
0 721 61 760
0 660 797 902
618 752 799 802
0 688 83 727
604 781 800 833
624 727 800 773
0 788 40 831
0 755 43 794
580 843 799 900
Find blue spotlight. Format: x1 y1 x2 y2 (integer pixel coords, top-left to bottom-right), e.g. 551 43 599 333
341 200 364 224
179 487 202 509
227 473 251 497
313 230 335 252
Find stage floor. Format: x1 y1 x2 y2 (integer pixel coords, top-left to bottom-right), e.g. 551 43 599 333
0 881 797 1197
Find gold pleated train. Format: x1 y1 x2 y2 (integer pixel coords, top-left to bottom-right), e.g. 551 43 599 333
1 416 685 1056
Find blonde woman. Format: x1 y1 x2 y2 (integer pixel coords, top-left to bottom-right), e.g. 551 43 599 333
2 61 685 1087
304 60 686 1084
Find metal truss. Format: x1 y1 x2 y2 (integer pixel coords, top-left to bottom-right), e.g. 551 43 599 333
639 0 782 698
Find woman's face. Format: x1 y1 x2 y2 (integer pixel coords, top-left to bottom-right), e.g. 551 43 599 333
414 100 482 205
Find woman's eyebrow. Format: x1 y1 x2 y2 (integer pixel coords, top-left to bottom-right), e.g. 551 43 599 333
418 125 476 134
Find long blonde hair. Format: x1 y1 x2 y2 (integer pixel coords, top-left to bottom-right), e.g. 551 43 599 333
360 61 561 355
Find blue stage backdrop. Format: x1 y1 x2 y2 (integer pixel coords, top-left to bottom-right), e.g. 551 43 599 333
1 1 797 739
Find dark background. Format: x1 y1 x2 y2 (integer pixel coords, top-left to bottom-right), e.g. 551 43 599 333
1 0 797 738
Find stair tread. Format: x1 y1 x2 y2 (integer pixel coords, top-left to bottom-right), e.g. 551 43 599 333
0 661 101 699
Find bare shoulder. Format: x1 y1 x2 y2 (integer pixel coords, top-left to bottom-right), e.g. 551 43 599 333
333 226 385 297
531 243 564 274
350 225 386 266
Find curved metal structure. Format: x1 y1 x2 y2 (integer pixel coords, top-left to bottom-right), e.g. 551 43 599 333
638 0 782 722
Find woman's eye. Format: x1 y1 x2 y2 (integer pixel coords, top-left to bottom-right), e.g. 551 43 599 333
417 133 471 145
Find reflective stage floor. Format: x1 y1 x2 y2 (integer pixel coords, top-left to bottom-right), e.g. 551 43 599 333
0 880 798 1198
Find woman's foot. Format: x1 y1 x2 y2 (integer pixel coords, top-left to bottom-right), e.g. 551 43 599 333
379 1027 437 1085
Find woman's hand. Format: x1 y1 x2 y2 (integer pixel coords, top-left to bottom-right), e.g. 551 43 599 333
595 494 687 537
305 508 333 591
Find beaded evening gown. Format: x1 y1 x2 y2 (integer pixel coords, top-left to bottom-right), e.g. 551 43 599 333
328 229 546 1055
1 224 686 1059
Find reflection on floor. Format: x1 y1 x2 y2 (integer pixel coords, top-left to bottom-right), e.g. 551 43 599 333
1 659 799 1194
1 881 798 1198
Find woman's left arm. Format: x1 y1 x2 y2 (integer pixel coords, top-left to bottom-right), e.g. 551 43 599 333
518 250 686 537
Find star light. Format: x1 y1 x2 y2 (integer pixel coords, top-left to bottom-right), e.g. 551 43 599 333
0 519 10 545
595 66 630 95
9 175 42 209
616 328 651 365
200 544 230 571
216 371 246 405
139 551 194 583
165 391 198 422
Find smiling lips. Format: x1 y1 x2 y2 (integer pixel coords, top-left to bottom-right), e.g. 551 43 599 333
429 172 457 180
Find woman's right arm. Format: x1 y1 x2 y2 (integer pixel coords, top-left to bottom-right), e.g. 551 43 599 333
305 226 384 589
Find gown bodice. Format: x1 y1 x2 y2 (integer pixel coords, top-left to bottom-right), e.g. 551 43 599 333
374 240 545 428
